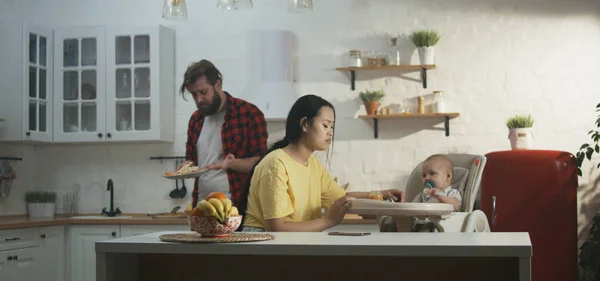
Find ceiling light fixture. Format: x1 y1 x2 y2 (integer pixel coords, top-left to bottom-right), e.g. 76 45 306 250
288 0 313 13
162 0 187 20
217 0 254 11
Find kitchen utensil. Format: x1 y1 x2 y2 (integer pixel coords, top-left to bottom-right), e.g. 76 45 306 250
179 178 187 198
169 160 182 199
0 161 16 199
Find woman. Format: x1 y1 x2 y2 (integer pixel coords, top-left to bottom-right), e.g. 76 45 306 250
238 95 404 232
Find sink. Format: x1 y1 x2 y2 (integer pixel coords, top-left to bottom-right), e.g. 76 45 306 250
70 215 133 219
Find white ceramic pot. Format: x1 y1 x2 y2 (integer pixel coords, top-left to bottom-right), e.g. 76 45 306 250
508 128 533 150
418 46 435 65
27 203 55 218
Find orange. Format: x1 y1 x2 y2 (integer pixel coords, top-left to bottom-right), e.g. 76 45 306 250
206 191 228 201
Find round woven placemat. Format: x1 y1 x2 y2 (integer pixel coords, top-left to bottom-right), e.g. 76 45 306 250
159 232 275 244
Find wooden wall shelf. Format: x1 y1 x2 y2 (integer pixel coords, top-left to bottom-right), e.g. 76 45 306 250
336 64 437 90
358 113 460 138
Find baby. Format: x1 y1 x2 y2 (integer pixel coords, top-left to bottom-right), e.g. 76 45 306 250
420 154 462 211
379 154 463 232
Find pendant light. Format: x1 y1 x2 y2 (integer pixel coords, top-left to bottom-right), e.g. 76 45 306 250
288 0 313 12
217 0 253 11
162 0 187 20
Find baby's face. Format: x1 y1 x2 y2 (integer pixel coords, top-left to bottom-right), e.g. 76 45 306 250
421 159 452 189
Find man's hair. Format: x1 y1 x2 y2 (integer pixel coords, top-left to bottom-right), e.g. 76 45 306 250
179 59 223 98
424 154 454 176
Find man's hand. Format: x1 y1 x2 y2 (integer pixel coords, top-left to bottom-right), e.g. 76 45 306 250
206 154 235 170
382 189 405 202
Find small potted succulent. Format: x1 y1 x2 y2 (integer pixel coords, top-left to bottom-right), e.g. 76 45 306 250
359 90 386 116
409 29 441 65
25 191 57 218
506 114 534 150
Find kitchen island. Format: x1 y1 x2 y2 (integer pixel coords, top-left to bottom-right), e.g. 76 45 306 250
96 231 531 281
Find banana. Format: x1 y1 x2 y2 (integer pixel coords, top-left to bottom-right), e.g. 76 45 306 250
228 206 239 217
184 204 193 215
208 198 225 222
197 200 219 219
222 198 232 218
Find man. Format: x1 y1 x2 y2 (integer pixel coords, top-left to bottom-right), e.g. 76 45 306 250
179 59 268 206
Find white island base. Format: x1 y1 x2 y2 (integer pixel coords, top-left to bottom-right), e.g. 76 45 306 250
96 231 532 281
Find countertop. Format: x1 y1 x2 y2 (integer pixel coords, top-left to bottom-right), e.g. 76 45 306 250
97 231 532 258
0 213 374 230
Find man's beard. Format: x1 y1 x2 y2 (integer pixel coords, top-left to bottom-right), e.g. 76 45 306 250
196 87 222 116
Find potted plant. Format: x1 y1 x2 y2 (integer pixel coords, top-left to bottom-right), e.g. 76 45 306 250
359 90 385 116
25 191 57 218
409 29 441 65
506 114 534 150
575 103 600 177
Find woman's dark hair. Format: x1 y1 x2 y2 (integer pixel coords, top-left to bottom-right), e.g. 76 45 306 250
236 95 335 230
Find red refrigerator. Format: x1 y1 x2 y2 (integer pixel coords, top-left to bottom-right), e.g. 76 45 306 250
480 150 578 281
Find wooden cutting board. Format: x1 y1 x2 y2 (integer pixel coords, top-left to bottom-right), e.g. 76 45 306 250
149 213 187 219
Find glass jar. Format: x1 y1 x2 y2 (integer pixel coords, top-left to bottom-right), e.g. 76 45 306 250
433 91 445 113
369 190 383 200
348 50 362 67
388 37 400 66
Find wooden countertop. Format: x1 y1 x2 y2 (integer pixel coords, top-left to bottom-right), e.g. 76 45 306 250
0 213 375 230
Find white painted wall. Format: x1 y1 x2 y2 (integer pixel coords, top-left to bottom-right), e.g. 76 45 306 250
1 0 599 243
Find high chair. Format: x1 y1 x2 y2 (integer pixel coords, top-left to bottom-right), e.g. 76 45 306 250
378 153 491 232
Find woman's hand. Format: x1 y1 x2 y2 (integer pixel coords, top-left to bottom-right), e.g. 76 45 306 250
326 196 353 225
381 189 405 202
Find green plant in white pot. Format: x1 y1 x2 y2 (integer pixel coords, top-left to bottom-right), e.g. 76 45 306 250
25 191 57 218
506 114 534 150
409 29 440 65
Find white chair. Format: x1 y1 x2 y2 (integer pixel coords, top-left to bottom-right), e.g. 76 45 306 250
378 153 490 232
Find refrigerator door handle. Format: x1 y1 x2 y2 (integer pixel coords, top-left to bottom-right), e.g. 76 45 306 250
491 195 496 226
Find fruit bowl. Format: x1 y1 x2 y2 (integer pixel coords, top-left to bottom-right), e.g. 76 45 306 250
188 215 243 238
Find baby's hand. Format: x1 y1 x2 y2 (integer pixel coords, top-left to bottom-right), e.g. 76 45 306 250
429 187 446 198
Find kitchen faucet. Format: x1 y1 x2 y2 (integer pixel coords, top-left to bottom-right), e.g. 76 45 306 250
102 179 122 217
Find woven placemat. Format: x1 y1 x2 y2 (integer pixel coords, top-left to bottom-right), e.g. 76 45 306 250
159 232 275 244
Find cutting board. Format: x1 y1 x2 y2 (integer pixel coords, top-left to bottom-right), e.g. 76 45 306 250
149 213 187 219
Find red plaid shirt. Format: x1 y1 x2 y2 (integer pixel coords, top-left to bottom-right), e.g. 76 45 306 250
187 92 268 206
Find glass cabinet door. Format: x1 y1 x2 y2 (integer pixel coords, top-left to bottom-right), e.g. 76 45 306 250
54 27 105 142
61 37 99 134
113 34 151 133
27 32 49 136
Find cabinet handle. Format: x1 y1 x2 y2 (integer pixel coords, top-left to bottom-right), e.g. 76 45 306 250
107 133 112 138
98 133 103 138
13 255 17 260
7 256 12 261
25 131 31 136
491 196 496 227
111 231 116 237
41 234 46 239
5 237 20 241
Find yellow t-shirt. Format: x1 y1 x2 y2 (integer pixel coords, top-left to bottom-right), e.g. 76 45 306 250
243 149 346 229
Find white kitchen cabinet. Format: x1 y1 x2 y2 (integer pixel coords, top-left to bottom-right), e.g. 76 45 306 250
53 26 106 143
104 25 175 142
70 225 119 281
1 246 39 281
0 21 53 142
38 226 65 281
53 25 175 143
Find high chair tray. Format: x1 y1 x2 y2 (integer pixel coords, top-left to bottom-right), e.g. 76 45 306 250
348 199 454 217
